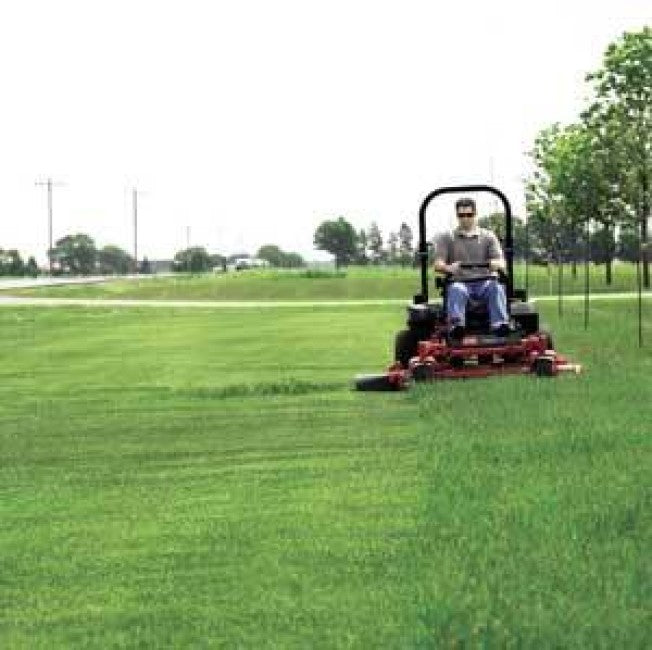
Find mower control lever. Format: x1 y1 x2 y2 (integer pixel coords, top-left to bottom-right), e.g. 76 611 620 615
458 262 491 269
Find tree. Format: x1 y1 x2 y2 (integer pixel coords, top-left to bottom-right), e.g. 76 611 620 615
257 244 285 267
98 245 133 275
617 226 641 263
355 228 369 265
25 256 39 277
585 27 652 286
282 252 305 268
256 244 304 268
398 222 413 266
172 246 212 273
387 232 399 265
313 217 358 268
526 123 616 278
477 213 528 261
49 234 97 275
590 227 617 264
367 222 384 264
526 125 580 266
0 249 25 276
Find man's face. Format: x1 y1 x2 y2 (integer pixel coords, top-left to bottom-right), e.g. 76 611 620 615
456 205 476 230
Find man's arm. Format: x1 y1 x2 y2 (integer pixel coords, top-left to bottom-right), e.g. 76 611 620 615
434 259 461 275
486 232 506 272
432 233 460 275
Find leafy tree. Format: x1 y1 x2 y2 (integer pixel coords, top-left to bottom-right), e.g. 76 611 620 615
313 217 358 268
584 27 652 286
367 222 384 264
173 246 212 273
282 252 305 268
0 249 25 276
617 226 641 263
355 229 369 265
25 256 39 277
49 234 97 275
256 244 304 268
387 232 399 265
526 125 577 265
477 213 528 261
590 227 617 264
526 122 623 280
98 245 133 275
257 244 285 267
398 222 413 266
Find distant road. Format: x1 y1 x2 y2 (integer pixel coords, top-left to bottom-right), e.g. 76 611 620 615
0 274 169 290
0 292 648 308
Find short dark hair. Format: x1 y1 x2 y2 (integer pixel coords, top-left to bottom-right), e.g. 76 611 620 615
455 197 476 213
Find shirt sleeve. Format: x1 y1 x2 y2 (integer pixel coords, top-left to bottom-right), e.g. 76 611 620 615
486 231 504 261
434 233 451 262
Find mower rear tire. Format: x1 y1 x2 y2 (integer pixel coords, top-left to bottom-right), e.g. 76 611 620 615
394 329 421 368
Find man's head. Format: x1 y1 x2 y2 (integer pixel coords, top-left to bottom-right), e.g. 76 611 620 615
455 197 477 232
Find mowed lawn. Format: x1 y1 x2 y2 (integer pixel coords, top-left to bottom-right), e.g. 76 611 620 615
3 263 645 301
0 300 650 648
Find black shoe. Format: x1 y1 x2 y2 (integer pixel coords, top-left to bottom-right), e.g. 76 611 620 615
448 325 465 343
492 323 515 337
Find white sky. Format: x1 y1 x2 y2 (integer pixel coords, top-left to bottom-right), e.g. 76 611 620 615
0 1 650 263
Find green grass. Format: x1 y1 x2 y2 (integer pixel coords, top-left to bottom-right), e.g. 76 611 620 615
1 301 650 647
3 263 645 301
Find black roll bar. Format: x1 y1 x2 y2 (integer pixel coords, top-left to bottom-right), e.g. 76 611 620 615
415 184 514 303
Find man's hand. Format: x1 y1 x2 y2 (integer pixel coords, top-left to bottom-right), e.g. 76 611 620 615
489 259 506 272
446 261 461 274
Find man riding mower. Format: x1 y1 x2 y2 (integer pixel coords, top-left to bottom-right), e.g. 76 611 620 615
355 185 581 391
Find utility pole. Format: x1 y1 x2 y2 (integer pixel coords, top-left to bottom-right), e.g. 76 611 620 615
35 177 61 275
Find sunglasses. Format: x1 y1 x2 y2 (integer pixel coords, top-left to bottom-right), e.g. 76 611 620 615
457 212 475 218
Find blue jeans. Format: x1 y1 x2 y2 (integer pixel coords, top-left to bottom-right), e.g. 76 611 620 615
447 279 508 329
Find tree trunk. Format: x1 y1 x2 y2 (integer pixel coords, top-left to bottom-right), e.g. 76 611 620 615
604 223 613 286
643 216 649 289
571 223 577 278
642 169 650 289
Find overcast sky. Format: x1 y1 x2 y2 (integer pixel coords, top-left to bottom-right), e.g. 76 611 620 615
0 1 649 263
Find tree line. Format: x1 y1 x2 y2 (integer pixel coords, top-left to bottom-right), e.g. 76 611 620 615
526 26 650 286
0 233 310 276
313 215 528 268
313 218 416 268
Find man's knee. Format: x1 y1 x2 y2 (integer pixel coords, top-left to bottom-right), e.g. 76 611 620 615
485 279 506 297
449 281 469 297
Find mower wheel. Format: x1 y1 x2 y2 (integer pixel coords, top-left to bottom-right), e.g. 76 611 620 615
532 355 555 377
354 373 401 391
394 329 421 368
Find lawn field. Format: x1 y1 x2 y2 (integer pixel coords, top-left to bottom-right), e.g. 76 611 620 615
3 263 646 301
1 300 650 648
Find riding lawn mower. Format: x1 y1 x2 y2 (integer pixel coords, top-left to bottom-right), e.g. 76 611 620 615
355 185 581 391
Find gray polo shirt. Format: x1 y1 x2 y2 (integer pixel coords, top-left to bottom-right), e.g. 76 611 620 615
434 227 504 281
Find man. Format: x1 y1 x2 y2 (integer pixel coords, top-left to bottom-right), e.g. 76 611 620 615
433 197 511 339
